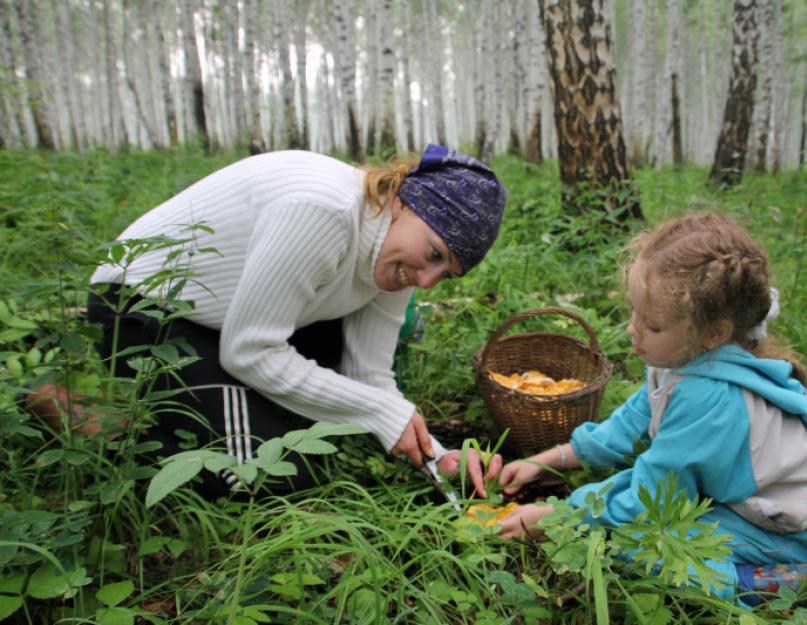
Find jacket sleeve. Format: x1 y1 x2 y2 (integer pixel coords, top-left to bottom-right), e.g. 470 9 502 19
219 201 417 452
567 376 756 527
570 383 651 469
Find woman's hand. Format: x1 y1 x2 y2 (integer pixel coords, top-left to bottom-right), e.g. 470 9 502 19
499 458 543 496
495 503 554 540
391 410 434 468
437 448 502 498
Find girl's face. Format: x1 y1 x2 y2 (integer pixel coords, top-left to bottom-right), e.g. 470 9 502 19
373 197 463 292
627 267 694 369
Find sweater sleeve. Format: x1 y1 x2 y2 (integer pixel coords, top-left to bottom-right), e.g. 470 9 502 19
219 201 417 452
567 377 756 527
341 291 448 459
570 383 651 469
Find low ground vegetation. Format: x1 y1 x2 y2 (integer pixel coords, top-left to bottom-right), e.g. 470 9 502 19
0 146 805 624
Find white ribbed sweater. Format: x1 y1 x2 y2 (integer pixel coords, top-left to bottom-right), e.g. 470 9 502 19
92 151 447 456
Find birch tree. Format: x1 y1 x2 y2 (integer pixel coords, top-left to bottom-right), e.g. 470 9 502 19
274 0 302 149
539 0 642 220
748 0 775 172
332 0 362 160
293 0 310 149
242 0 264 153
54 0 88 148
768 0 786 173
150 2 178 144
524 0 545 164
15 0 56 148
377 0 396 153
398 0 415 152
179 0 208 148
710 0 760 188
0 0 27 147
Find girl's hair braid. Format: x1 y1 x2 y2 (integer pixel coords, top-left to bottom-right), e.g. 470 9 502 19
625 211 805 381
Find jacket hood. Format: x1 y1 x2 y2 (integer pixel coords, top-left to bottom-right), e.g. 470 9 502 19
677 345 807 424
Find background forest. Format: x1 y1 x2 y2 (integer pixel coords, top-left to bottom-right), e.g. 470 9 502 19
1 0 807 172
1 0 807 624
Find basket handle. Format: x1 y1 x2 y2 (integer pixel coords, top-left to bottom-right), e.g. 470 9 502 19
479 307 605 371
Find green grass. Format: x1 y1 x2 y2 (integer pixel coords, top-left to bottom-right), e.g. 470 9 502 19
0 145 806 624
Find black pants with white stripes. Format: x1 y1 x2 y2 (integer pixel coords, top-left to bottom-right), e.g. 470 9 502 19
88 284 343 500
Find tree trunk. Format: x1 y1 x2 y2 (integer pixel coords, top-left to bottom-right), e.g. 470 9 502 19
473 0 489 157
332 0 362 160
293 1 310 150
748 0 774 172
0 1 27 147
180 0 208 149
540 0 642 220
377 0 396 154
398 1 415 152
800 64 807 169
124 3 162 148
15 0 56 148
768 0 785 174
242 0 264 154
671 72 683 167
710 0 760 188
151 2 177 144
102 0 126 150
525 0 545 164
274 0 302 150
427 0 447 147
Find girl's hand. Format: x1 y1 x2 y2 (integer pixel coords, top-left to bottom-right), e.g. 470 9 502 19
437 448 503 498
496 503 554 540
499 458 543 495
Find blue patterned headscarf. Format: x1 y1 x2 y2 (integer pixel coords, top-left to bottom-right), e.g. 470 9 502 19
398 144 507 274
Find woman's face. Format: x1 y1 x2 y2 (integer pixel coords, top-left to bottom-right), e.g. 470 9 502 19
374 197 463 292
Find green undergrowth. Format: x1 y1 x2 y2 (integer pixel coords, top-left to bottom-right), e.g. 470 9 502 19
0 145 806 624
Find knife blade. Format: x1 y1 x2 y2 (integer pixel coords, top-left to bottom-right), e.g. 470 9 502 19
421 454 463 512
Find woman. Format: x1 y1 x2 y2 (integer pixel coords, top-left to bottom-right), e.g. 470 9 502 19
50 144 506 498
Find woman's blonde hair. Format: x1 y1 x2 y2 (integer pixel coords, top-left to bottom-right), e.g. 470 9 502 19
623 211 805 382
361 153 420 213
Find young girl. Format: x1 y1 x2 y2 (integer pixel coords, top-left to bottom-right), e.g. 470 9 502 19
496 211 807 600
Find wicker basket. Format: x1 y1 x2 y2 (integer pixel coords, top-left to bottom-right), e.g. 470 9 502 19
474 307 612 454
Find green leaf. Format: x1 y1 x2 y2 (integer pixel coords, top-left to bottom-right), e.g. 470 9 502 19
167 539 186 558
138 537 171 557
96 606 135 625
145 457 203 507
286 439 338 455
0 596 23 621
36 448 65 468
230 463 258 484
256 438 283 466
305 421 368 437
0 575 25 594
96 580 134 607
27 564 89 600
265 461 297 477
202 453 236 473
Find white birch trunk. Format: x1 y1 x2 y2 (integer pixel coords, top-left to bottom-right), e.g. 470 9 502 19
293 1 310 149
768 0 785 173
398 0 415 152
151 1 177 144
242 0 264 153
524 0 546 164
16 0 56 148
0 1 27 147
54 0 87 148
377 0 396 152
747 0 774 171
274 0 302 149
332 0 362 159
